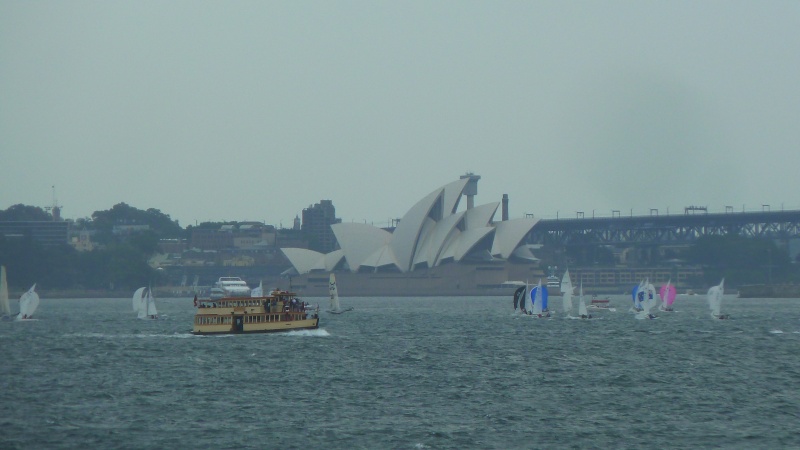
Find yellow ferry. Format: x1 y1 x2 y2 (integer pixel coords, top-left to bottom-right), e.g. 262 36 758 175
192 290 319 335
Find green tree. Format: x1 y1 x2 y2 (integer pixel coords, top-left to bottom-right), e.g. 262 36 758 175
91 203 182 243
0 204 52 221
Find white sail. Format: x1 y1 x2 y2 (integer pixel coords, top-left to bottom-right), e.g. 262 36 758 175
250 280 263 297
137 294 148 319
145 288 158 317
562 289 573 314
643 280 657 310
708 278 724 317
578 283 588 317
561 270 573 314
132 287 146 312
633 280 652 319
560 269 573 294
0 265 10 316
659 279 670 310
633 279 646 310
17 284 39 319
329 273 340 311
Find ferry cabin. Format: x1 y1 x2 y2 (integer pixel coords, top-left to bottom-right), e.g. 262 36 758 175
193 291 319 335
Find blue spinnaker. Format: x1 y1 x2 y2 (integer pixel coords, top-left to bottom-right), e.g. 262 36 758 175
530 285 549 311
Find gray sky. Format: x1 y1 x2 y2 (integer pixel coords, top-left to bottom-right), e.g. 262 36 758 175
2 1 799 228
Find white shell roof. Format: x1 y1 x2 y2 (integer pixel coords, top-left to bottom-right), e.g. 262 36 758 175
323 249 345 271
280 248 326 274
280 248 344 273
511 245 540 262
390 178 471 272
281 179 539 275
422 211 465 267
412 217 438 268
359 244 400 271
454 226 495 261
331 222 393 272
389 187 445 272
464 202 499 229
443 178 470 216
490 217 539 259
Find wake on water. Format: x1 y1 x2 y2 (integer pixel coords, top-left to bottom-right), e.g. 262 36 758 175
62 329 331 339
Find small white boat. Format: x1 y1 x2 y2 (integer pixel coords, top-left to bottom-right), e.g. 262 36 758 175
16 284 39 321
214 277 251 297
326 273 353 314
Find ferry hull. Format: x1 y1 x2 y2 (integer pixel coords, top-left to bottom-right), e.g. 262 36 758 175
193 317 319 335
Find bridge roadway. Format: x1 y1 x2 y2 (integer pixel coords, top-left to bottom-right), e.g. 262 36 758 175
528 210 800 246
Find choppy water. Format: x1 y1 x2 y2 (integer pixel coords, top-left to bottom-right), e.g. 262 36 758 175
2 295 800 449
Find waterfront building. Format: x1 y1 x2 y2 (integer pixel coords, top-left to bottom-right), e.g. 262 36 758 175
301 200 341 254
0 220 69 247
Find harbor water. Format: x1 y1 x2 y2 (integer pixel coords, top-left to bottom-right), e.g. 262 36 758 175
2 295 800 449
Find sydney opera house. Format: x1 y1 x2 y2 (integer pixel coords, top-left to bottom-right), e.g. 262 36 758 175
280 175 545 296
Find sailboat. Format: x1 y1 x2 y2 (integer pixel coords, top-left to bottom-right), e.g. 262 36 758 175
144 287 158 319
132 287 146 313
132 286 158 319
643 280 657 311
634 280 657 320
530 279 550 318
635 294 657 320
561 270 574 316
326 273 353 314
250 280 263 297
708 278 728 320
659 280 677 312
16 284 40 320
1 266 11 320
513 284 528 314
577 282 591 319
631 279 645 312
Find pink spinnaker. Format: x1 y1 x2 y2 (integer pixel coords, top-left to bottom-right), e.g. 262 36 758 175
660 283 677 307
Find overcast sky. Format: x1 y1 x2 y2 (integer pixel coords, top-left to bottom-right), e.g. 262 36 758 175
2 1 799 228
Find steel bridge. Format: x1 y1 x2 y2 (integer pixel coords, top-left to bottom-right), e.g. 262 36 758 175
528 210 800 247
